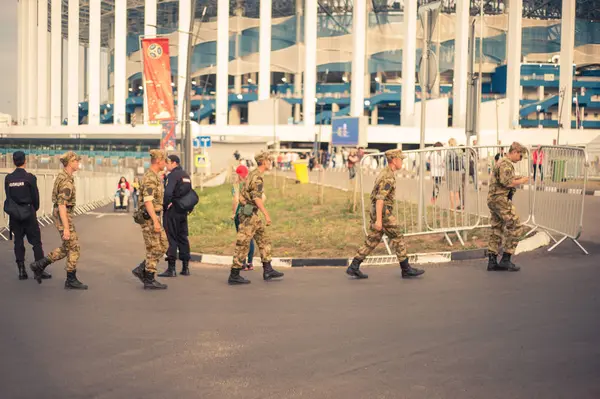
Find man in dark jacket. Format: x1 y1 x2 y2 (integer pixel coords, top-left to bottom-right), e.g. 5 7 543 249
158 155 192 277
4 151 50 280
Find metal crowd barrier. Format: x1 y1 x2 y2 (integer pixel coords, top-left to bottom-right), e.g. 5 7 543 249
530 145 588 254
0 171 122 241
357 145 590 255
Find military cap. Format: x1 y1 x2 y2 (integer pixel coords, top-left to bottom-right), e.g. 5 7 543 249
255 151 272 164
60 151 81 166
384 148 407 161
149 149 167 161
509 142 527 154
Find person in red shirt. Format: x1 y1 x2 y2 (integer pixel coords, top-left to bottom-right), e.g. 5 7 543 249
117 176 131 191
532 146 544 182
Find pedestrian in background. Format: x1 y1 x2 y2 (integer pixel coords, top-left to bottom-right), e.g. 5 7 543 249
430 142 445 203
487 142 529 272
30 151 87 289
132 177 140 209
532 145 544 182
3 151 50 280
158 155 195 277
232 164 255 271
131 150 169 289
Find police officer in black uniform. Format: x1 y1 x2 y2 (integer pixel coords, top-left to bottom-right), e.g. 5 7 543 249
158 155 192 277
4 151 51 280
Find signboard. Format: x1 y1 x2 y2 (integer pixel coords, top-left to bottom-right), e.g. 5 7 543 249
194 154 208 168
140 37 176 123
161 120 176 151
193 136 212 148
331 116 367 147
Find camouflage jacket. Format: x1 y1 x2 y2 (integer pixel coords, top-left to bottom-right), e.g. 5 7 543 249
140 168 164 212
370 167 396 209
241 169 264 207
488 157 516 199
52 169 76 208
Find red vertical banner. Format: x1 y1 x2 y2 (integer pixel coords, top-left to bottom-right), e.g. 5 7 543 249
141 37 176 149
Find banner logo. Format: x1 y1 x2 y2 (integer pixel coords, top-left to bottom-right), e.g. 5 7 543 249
147 43 163 59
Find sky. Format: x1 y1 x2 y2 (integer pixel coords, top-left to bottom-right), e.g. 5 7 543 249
0 1 17 116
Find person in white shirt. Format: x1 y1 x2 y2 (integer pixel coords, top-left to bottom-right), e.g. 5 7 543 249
430 142 445 203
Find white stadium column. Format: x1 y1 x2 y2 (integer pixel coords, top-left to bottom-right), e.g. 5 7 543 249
114 0 127 125
178 0 191 125
27 0 38 126
506 0 522 129
401 0 416 127
293 0 302 122
303 0 317 127
452 0 469 127
37 0 48 126
258 0 272 100
350 0 367 117
67 0 79 126
101 49 109 104
79 45 86 102
88 0 101 125
51 0 62 126
558 0 576 133
145 0 157 36
216 0 230 126
17 0 23 125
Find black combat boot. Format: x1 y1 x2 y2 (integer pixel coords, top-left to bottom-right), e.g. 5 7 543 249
132 261 146 283
65 271 88 290
346 258 368 279
180 260 190 276
144 272 168 290
17 262 28 280
498 253 520 272
487 252 501 271
30 257 52 284
262 262 284 281
158 260 177 277
228 268 251 285
400 259 425 278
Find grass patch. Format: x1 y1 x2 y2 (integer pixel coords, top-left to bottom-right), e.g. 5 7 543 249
188 176 488 258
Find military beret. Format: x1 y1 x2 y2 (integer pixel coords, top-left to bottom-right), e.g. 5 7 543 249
255 151 272 164
60 151 81 166
509 142 527 154
149 149 167 161
385 149 407 160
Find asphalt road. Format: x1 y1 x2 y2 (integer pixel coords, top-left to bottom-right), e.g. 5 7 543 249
1 206 599 399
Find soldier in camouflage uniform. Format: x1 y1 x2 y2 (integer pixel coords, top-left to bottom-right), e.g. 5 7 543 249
346 149 425 280
131 150 169 289
487 142 529 272
30 151 88 289
228 151 284 285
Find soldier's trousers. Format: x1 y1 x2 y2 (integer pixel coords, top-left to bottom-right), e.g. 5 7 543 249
141 219 168 274
355 213 407 262
48 208 80 272
232 213 272 269
487 197 525 255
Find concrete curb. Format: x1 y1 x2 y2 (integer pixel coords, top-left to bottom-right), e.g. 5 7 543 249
189 232 548 268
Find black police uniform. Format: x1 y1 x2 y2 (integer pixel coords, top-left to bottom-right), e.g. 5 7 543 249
4 168 45 266
163 165 192 264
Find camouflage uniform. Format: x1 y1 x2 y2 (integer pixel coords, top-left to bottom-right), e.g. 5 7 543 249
140 150 168 274
47 153 80 272
487 148 526 255
354 150 407 262
231 155 272 269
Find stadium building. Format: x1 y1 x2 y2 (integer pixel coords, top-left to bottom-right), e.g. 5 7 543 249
3 0 600 153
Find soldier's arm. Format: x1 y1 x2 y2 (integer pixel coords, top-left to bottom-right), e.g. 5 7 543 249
250 177 271 222
142 181 161 226
56 182 71 232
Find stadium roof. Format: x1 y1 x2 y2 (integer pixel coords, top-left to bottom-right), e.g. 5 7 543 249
48 0 600 47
